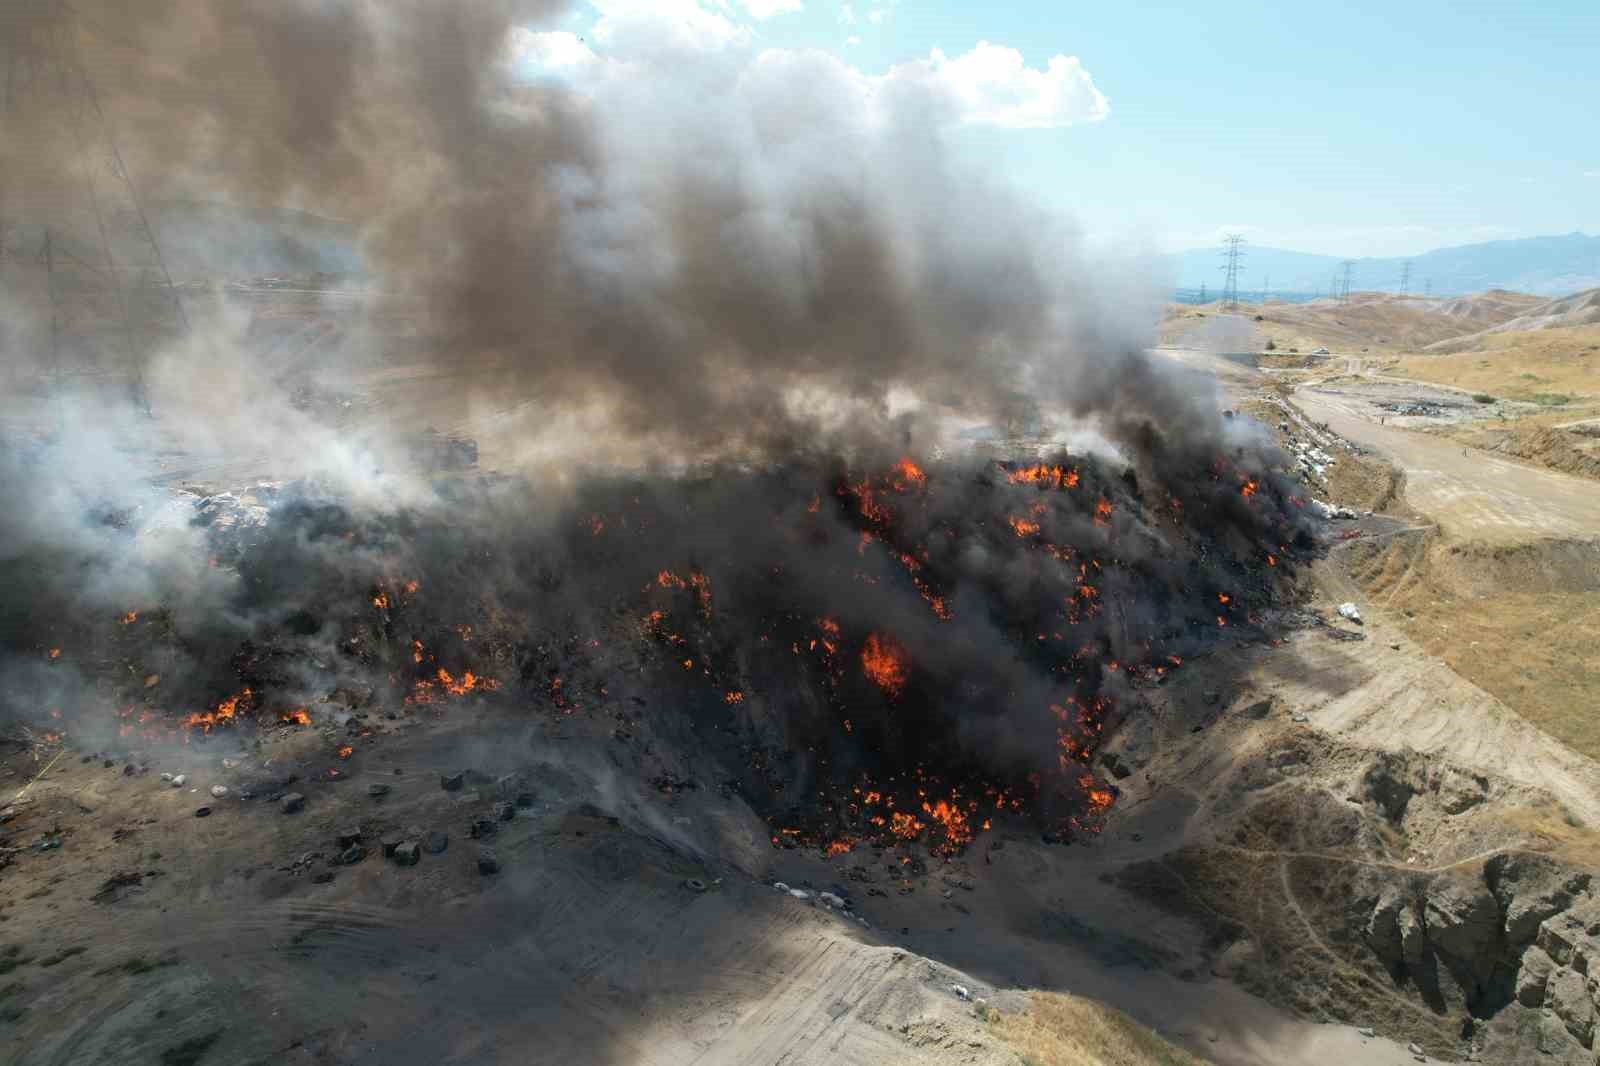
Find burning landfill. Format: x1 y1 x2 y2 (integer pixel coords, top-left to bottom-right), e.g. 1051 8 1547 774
2 0 1324 1011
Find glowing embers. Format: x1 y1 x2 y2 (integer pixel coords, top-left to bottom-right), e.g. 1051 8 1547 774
776 778 1023 859
860 632 908 696
280 708 312 726
837 455 930 529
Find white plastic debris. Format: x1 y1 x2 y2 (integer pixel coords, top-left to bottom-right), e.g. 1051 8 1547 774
1357 1026 1375 1037
160 772 174 783
1337 602 1363 624
788 888 812 901
773 881 790 893
819 892 846 909
170 774 187 788
210 785 229 798
1311 498 1360 520
950 984 971 1001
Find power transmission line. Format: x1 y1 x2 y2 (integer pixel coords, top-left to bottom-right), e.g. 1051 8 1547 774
5 0 190 414
1219 234 1245 311
1399 260 1411 296
1338 260 1355 304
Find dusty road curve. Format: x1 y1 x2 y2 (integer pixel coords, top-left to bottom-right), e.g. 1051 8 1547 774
1294 383 1600 544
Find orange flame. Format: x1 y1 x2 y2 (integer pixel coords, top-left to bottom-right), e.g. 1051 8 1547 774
1006 463 1079 489
724 690 745 704
890 457 928 489
337 745 354 759
48 648 62 660
185 688 252 733
372 592 390 610
1241 479 1259 498
119 611 139 625
861 633 908 696
1007 516 1041 537
281 708 312 726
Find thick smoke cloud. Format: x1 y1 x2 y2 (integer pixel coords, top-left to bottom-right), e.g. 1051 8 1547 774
4 0 1182 466
1 2 1313 840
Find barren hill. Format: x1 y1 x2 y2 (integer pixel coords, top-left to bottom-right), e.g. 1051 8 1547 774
1424 288 1600 352
1163 290 1544 353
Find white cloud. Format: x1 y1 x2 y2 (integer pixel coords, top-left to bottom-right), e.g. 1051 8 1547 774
588 0 750 55
886 42 1109 129
1584 170 1600 178
507 29 599 74
516 10 1108 133
840 3 856 25
738 0 804 16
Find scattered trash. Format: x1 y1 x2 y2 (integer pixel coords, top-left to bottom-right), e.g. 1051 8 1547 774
684 878 707 892
819 892 846 909
209 785 228 798
788 888 812 901
392 841 421 866
160 772 174 783
336 844 367 865
193 806 212 818
170 774 187 788
773 882 791 893
1337 602 1363 624
1311 499 1360 520
280 792 306 814
1291 712 1311 724
950 984 971 1001
1357 1026 1375 1037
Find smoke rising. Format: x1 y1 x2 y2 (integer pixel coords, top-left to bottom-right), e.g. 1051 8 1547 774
2 1 1315 841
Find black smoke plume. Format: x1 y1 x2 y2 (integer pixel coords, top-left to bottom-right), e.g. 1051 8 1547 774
0 1 1317 847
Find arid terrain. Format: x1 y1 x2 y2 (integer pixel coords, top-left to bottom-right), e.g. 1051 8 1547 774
1 284 1597 1066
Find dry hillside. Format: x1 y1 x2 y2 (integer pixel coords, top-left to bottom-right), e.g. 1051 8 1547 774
1425 287 1600 352
1163 291 1545 355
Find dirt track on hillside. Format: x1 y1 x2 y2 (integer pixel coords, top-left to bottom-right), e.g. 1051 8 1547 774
1296 384 1600 544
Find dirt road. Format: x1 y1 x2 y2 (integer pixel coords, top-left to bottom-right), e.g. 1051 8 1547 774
1295 384 1600 544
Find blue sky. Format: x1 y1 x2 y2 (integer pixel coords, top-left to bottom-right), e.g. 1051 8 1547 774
532 0 1599 259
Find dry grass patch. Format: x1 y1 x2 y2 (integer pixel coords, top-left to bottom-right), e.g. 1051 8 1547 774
1389 325 1600 403
987 991 1210 1066
1346 534 1600 760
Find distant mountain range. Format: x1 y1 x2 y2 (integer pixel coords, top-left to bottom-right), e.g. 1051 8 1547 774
1171 233 1600 299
